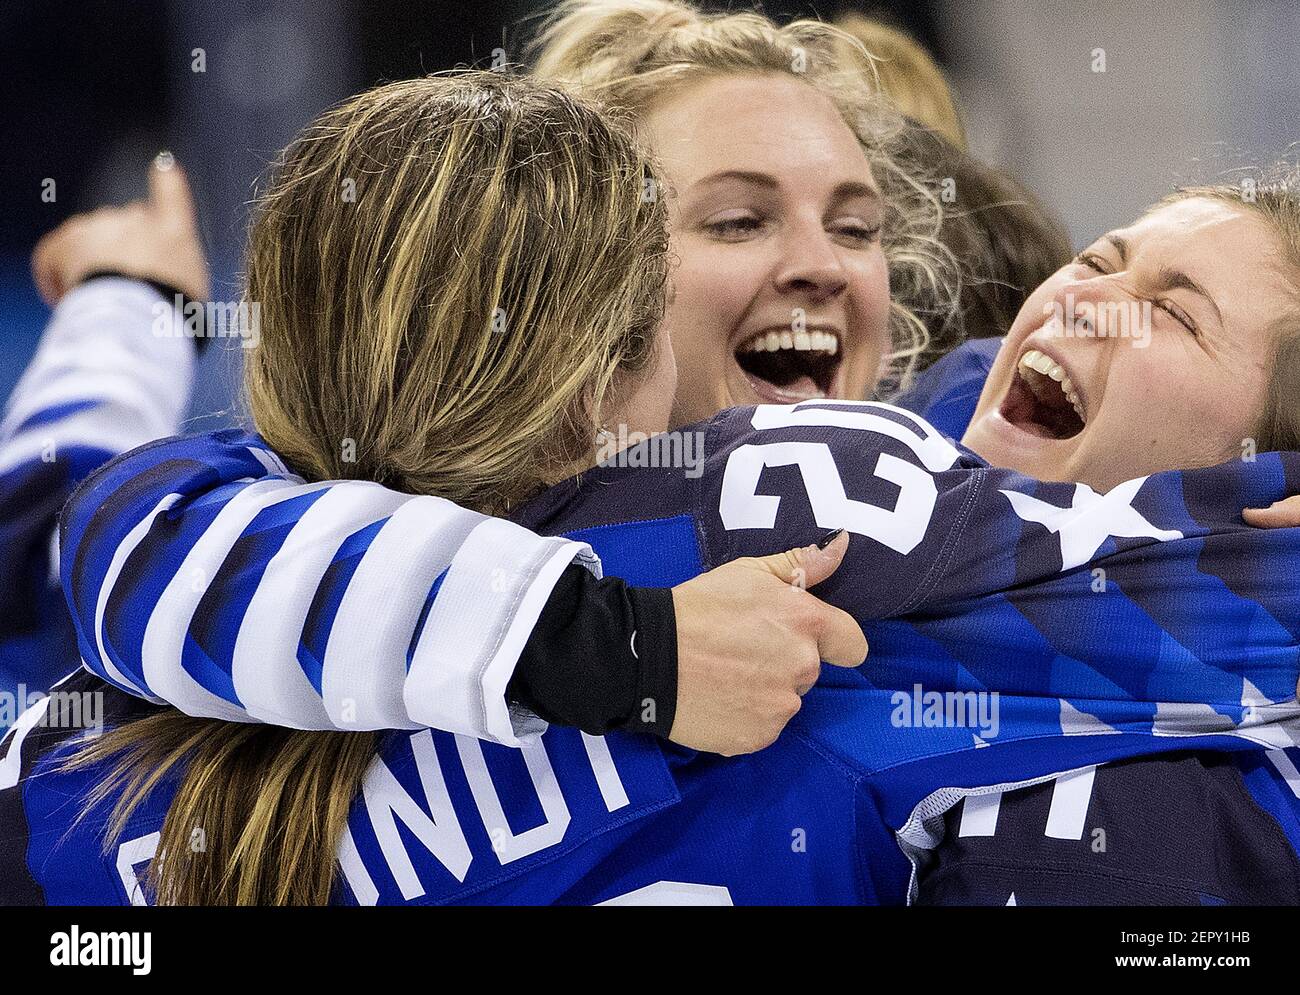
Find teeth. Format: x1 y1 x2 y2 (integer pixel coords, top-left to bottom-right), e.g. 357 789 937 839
1018 349 1087 425
739 330 841 355
806 331 838 353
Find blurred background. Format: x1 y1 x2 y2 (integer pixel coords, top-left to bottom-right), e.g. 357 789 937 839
4 0 1299 421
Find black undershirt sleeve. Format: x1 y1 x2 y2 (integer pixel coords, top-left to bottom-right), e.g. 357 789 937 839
507 565 678 739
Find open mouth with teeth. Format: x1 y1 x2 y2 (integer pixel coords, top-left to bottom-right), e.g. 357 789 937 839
1000 348 1087 440
735 329 841 402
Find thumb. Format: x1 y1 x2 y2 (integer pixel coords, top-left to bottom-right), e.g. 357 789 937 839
148 152 197 224
755 529 849 589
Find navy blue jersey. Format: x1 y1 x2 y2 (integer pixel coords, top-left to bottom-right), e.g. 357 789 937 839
913 748 1300 905
895 341 1300 906
892 337 1000 441
15 398 1300 903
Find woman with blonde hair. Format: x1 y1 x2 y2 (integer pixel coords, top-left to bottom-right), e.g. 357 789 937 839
23 53 1300 904
44 0 951 760
528 0 954 421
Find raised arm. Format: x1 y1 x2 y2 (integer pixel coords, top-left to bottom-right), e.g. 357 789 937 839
0 155 207 692
0 279 194 683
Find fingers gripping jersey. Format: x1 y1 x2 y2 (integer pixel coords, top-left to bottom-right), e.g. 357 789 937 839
530 401 1300 811
34 399 1300 904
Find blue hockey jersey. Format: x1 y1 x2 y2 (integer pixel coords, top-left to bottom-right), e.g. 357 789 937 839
892 337 1000 441
7 398 1299 904
0 278 196 700
912 746 1300 905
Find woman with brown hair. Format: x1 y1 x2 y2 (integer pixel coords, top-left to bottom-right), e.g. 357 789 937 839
28 55 1300 904
47 0 951 757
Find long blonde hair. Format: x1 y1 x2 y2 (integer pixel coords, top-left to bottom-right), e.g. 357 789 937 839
70 71 669 904
527 0 957 388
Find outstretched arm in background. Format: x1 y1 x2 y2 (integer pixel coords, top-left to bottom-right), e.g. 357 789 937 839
0 156 207 697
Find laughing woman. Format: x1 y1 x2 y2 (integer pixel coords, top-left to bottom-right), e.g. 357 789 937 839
48 0 951 752
19 64 1300 904
528 0 952 419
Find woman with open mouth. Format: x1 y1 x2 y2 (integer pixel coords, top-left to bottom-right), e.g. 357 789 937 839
961 188 1298 491
529 0 951 424
26 37 1300 905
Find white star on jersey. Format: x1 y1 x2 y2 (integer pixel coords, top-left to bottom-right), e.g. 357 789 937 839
999 477 1183 571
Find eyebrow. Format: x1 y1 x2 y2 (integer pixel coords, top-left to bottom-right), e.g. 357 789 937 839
1156 265 1223 325
1102 233 1223 325
689 169 880 203
1103 233 1129 261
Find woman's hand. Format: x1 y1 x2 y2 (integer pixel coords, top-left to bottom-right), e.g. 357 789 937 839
1244 497 1300 528
669 530 868 755
31 153 210 306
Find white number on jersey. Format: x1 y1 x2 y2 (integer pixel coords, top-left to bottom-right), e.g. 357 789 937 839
719 402 959 554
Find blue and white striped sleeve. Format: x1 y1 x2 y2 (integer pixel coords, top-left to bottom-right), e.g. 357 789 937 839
60 429 601 747
0 277 195 648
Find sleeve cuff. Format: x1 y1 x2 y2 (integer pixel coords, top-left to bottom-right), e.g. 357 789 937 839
403 519 600 747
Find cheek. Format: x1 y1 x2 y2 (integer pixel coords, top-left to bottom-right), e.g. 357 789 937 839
654 326 679 413
1101 351 1190 437
1099 352 1256 464
848 249 892 350
662 239 754 367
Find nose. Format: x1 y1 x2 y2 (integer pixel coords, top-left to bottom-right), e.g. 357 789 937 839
1052 274 1134 341
772 226 849 303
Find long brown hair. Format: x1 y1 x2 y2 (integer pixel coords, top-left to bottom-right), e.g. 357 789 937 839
70 71 668 904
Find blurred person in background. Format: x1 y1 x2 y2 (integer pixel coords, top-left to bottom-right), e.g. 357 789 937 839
834 11 967 152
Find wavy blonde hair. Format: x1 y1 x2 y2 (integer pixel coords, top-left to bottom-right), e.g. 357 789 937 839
69 71 669 904
527 0 957 389
248 72 667 513
833 13 967 151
